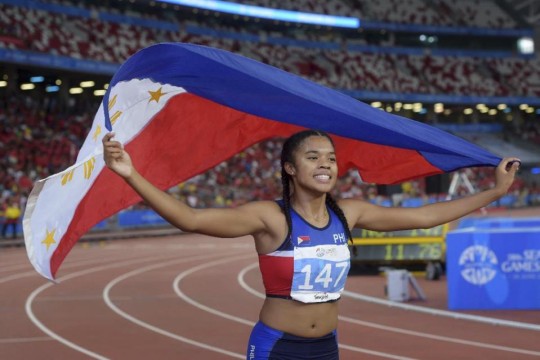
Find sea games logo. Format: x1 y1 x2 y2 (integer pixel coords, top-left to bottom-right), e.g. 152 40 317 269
459 245 498 285
501 249 540 279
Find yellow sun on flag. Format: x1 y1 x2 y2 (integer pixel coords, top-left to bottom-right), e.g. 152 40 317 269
61 169 75 186
84 157 96 179
41 229 57 251
92 125 102 142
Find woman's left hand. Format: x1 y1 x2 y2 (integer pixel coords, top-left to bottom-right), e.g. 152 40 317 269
494 157 520 195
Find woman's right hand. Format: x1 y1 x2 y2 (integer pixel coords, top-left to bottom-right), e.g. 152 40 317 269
102 132 133 179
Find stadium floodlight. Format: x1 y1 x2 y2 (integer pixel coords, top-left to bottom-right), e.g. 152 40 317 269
69 87 83 94
94 89 106 96
80 81 95 88
157 0 360 28
517 37 534 55
30 76 45 83
55 79 62 85
0 80 7 87
46 85 60 93
370 101 381 108
20 83 35 90
497 104 507 110
519 104 528 110
464 108 473 115
476 103 486 110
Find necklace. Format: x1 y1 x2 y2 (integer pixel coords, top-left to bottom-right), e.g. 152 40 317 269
296 207 328 223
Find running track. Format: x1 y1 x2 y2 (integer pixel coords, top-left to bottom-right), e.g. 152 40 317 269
1 233 540 359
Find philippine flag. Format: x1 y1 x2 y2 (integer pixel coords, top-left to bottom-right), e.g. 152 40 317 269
23 43 501 281
297 236 311 245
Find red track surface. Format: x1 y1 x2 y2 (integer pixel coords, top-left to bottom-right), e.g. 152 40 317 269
2 233 540 360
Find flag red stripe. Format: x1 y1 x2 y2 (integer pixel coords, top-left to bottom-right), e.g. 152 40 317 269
50 93 440 277
333 134 441 183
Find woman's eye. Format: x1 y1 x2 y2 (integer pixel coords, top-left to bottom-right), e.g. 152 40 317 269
329 158 336 162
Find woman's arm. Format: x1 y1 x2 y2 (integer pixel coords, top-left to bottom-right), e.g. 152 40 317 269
340 157 520 232
102 133 270 238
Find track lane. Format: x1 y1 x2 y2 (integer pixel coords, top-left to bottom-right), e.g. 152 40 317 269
3 234 540 359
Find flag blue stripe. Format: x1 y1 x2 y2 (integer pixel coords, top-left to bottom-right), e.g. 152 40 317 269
104 43 500 173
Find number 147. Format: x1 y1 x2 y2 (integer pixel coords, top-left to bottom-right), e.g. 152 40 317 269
298 262 349 289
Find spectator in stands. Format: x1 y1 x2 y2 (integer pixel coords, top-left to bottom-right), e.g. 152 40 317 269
1 197 21 239
103 129 519 359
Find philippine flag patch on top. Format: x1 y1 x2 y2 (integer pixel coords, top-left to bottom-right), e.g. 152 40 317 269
297 236 311 245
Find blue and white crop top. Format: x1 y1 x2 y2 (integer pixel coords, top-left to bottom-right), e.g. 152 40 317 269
258 203 351 303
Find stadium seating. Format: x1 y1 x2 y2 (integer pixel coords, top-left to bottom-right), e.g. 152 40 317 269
2 3 539 98
446 0 517 28
218 0 517 28
0 0 538 213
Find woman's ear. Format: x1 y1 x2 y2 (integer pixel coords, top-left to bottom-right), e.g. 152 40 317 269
284 162 296 176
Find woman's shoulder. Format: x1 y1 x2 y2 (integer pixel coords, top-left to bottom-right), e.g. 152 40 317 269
237 200 287 237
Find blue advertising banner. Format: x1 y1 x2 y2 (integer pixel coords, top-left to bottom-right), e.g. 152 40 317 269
117 209 168 228
91 220 107 230
447 227 540 310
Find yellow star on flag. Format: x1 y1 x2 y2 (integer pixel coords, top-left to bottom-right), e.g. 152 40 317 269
42 229 57 251
148 87 166 103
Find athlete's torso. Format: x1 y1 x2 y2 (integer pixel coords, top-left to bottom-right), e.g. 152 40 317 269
258 204 351 303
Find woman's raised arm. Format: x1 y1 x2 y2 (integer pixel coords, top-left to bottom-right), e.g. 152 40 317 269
340 157 520 232
102 132 270 238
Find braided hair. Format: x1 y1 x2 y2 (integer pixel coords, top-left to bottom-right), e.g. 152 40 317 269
280 130 354 247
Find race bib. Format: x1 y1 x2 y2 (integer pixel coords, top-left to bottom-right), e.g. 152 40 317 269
290 244 350 303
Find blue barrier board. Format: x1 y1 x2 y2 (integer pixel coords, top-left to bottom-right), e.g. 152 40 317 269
117 210 168 228
447 227 540 310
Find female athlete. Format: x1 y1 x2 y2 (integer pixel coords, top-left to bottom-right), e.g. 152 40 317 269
103 129 519 360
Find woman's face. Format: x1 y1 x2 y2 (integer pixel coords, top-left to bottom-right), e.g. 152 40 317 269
287 136 338 194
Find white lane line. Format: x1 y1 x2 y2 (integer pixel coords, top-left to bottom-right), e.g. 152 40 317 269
238 263 540 357
103 252 246 359
175 257 416 360
343 291 540 332
173 254 256 326
0 336 53 344
0 253 147 284
339 315 540 357
25 253 184 360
